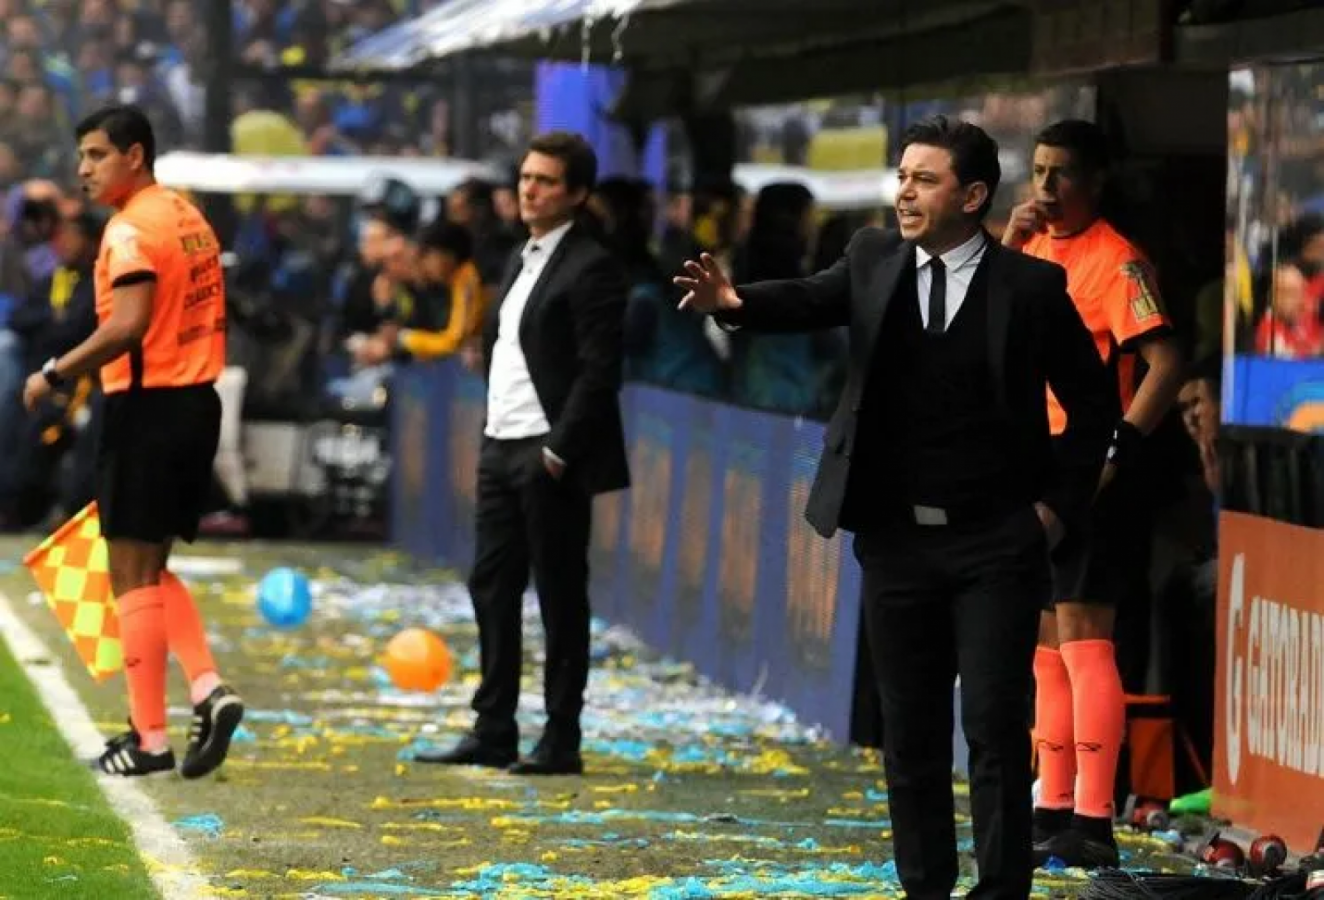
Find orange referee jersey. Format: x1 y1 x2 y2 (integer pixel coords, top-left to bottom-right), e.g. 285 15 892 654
1024 219 1171 435
95 184 225 394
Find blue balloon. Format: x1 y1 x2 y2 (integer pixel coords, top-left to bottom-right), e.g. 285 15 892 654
256 567 312 629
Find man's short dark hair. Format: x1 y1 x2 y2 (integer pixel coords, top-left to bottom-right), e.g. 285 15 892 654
899 115 1001 219
419 220 473 263
75 103 156 172
525 131 597 196
1034 119 1111 175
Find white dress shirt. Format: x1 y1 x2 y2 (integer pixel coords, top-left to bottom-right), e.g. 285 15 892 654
485 220 574 440
914 230 988 331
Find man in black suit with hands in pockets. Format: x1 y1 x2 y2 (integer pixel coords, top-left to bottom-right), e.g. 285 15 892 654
419 131 630 777
675 116 1117 899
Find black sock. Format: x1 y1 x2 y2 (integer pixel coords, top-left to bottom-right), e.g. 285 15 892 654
1034 807 1073 833
1072 813 1115 844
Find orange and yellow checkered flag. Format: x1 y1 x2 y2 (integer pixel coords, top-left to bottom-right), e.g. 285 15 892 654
22 503 122 682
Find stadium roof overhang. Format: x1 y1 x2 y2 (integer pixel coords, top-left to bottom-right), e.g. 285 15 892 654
1172 2 1324 65
331 0 1324 118
332 0 1036 114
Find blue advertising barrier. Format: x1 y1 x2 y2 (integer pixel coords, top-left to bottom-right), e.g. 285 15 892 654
1226 354 1324 431
392 360 970 768
393 360 861 740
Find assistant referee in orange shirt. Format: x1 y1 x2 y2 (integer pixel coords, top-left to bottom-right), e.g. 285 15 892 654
23 104 244 778
1003 119 1184 868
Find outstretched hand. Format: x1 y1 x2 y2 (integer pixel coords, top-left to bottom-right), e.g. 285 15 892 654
673 253 741 314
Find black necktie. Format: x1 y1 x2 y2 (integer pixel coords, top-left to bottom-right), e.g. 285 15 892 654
927 257 947 334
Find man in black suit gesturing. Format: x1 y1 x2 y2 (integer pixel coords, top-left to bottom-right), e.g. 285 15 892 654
675 117 1117 899
420 131 629 776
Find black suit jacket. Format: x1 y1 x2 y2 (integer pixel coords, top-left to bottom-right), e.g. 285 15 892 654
482 221 631 495
720 227 1116 538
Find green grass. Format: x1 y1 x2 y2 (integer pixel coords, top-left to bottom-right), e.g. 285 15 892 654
0 636 158 900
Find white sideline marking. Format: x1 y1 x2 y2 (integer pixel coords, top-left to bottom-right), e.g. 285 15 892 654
0 591 208 900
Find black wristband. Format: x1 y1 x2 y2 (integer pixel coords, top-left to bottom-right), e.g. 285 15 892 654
41 357 65 388
1106 420 1143 468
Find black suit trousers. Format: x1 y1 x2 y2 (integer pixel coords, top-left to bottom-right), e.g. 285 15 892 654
854 507 1049 900
467 436 592 751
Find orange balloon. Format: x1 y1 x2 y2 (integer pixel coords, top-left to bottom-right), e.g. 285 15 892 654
383 628 453 692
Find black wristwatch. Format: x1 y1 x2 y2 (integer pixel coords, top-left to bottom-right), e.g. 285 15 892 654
41 357 65 388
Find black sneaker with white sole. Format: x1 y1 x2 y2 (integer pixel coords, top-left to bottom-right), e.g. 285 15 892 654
95 727 176 777
181 685 245 779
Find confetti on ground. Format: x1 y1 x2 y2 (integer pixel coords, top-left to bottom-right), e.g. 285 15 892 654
0 540 1203 898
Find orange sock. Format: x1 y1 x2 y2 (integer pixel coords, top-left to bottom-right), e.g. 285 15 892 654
117 586 169 747
159 572 221 704
1061 638 1125 819
1033 646 1076 810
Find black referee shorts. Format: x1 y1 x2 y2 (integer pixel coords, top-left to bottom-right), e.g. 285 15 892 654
96 384 221 544
1047 469 1152 609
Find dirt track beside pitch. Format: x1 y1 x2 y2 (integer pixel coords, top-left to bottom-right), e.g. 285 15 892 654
0 537 1195 898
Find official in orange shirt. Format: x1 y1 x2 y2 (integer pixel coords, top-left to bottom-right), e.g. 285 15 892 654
22 104 244 779
1003 120 1184 869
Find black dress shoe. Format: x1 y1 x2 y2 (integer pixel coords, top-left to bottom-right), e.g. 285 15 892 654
507 746 583 776
414 734 517 768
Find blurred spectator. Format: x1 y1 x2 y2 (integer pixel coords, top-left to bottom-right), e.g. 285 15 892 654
590 178 669 378
1156 354 1224 792
1177 361 1222 498
384 219 482 363
447 177 520 287
731 182 841 417
335 176 420 347
600 177 725 399
0 206 100 528
114 48 184 149
1281 214 1324 277
491 181 520 231
7 183 64 299
336 213 395 341
589 177 663 291
11 83 73 178
658 179 692 265
10 207 100 370
1253 262 1323 357
0 141 18 198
